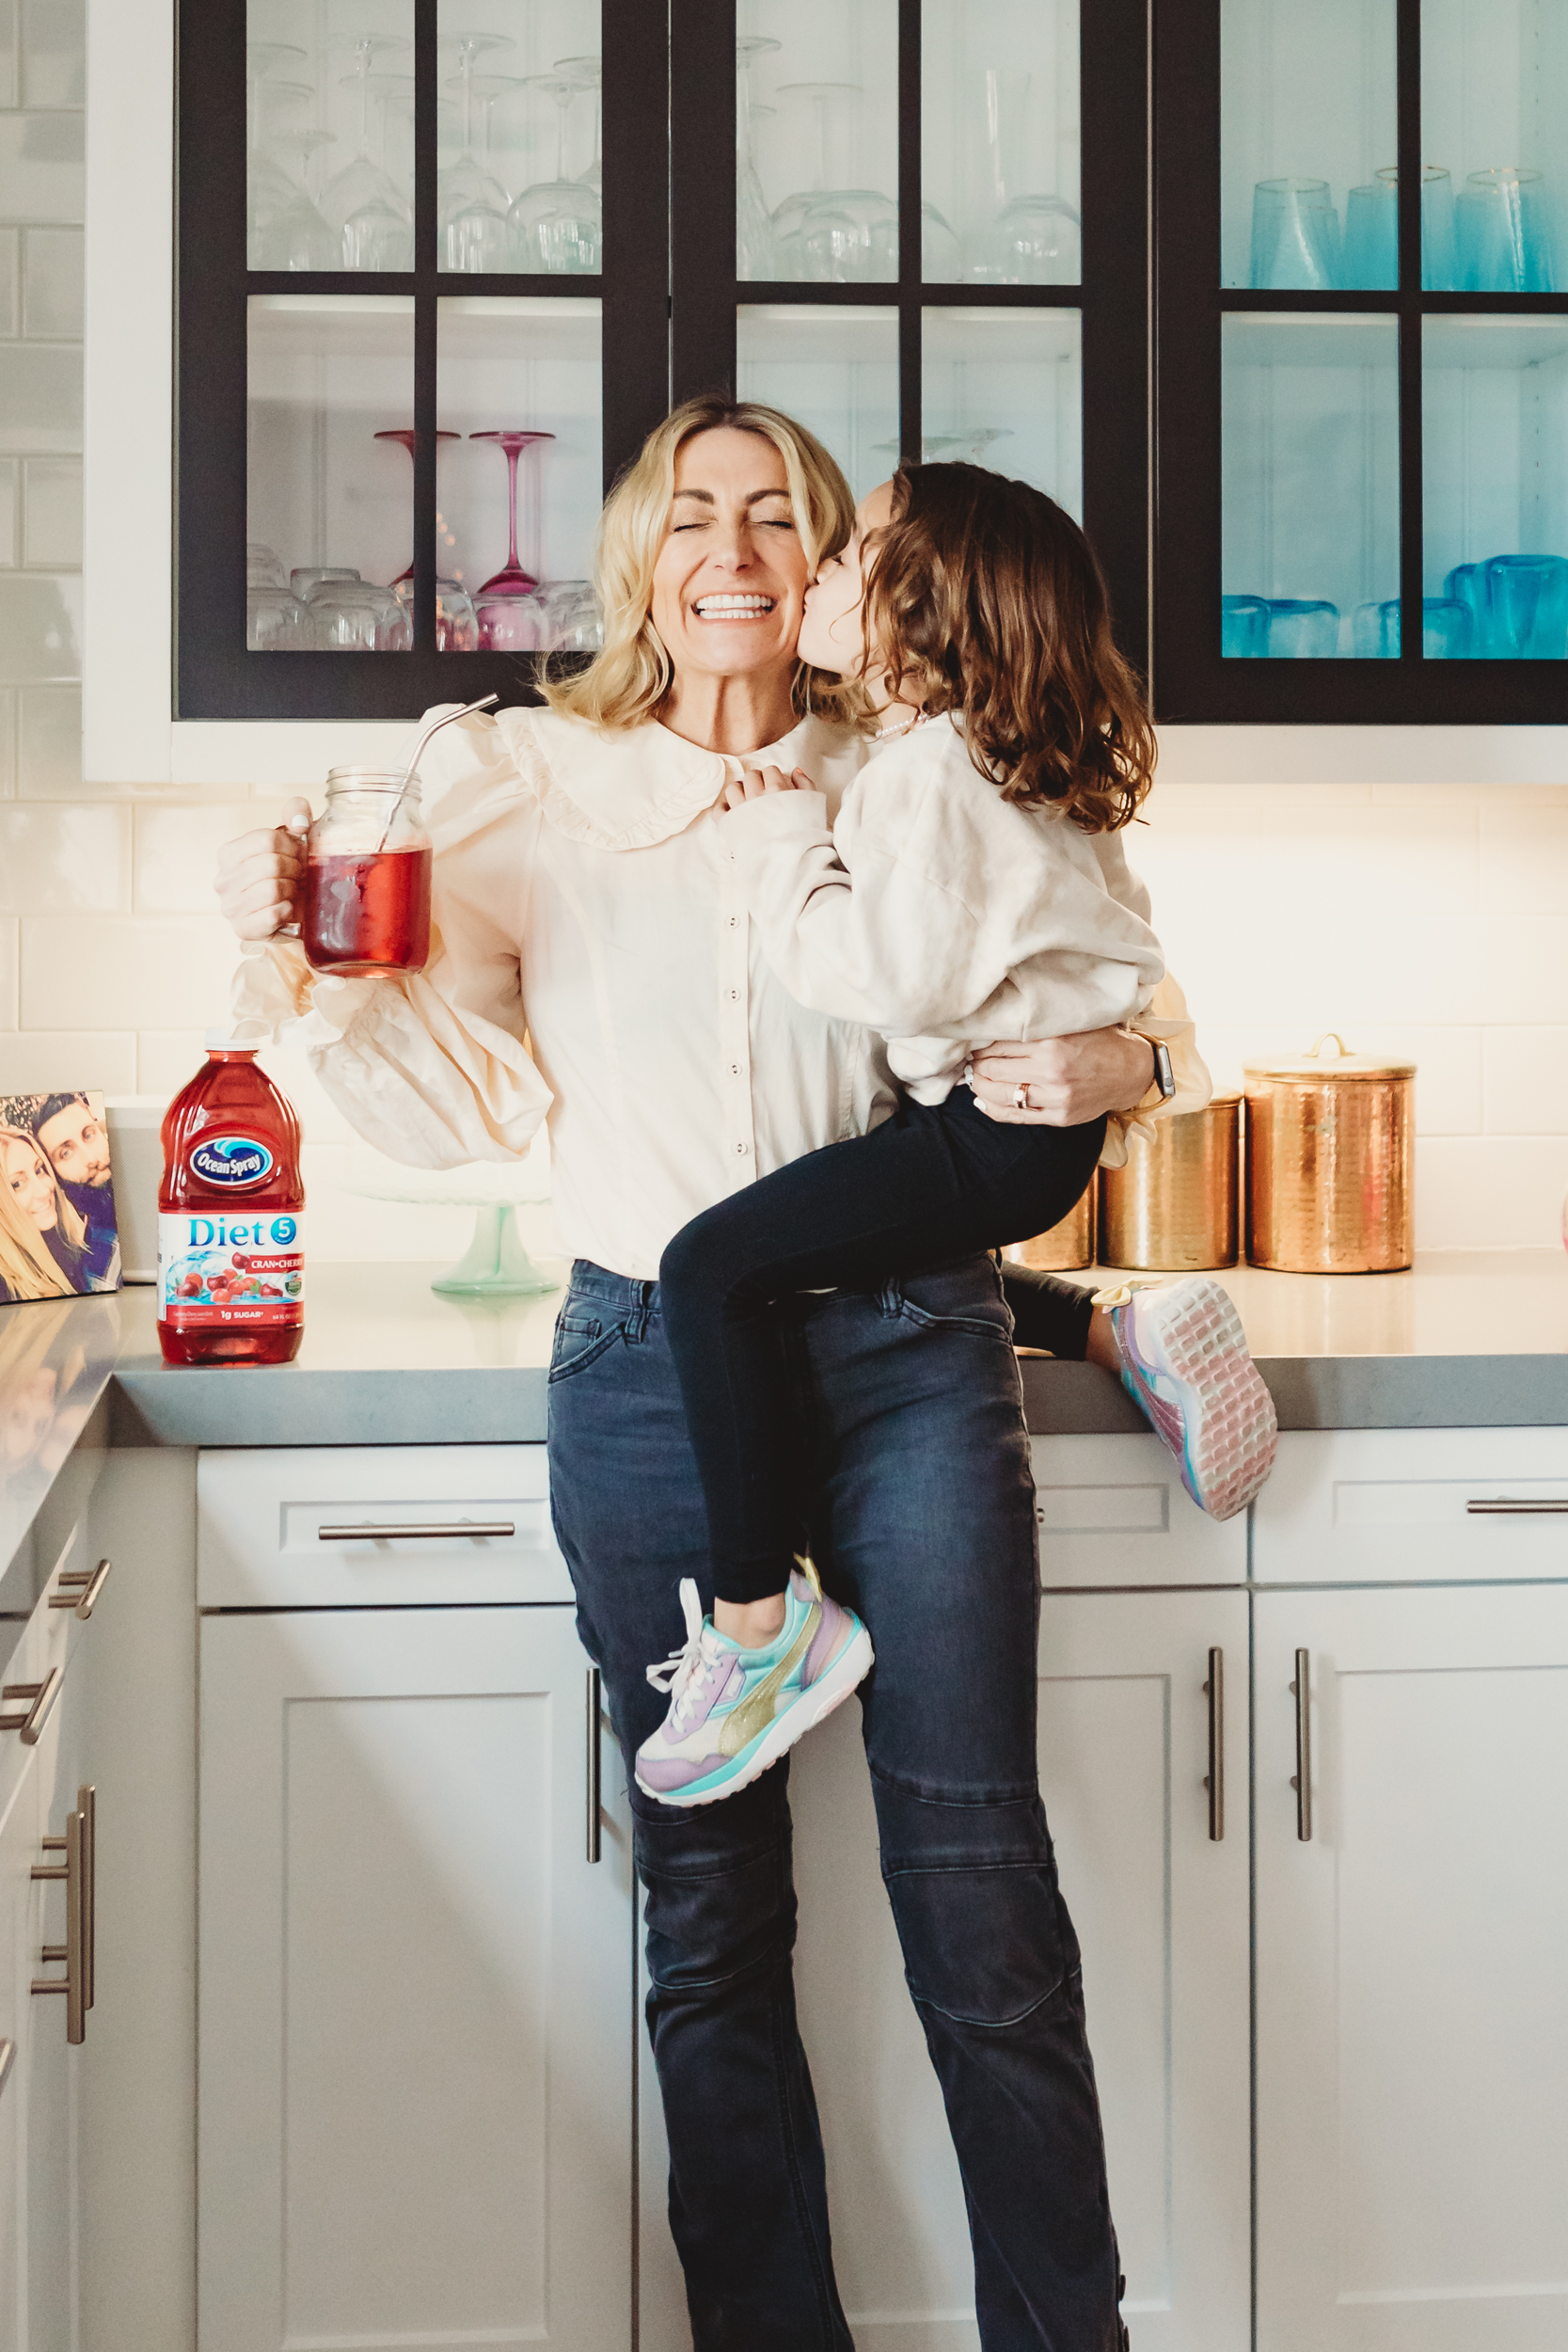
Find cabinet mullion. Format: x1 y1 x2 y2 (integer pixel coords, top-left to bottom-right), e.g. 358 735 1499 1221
1396 0 1423 664
671 0 737 404
897 0 921 464
412 0 438 657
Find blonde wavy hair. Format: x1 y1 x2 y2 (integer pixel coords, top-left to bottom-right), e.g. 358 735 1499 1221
0 1124 87 1301
540 395 859 731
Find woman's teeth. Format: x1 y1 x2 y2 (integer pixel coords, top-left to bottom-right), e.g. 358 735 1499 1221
692 595 775 618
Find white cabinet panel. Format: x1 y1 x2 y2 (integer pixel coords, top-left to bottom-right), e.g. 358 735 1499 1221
1031 1435 1246 1588
198 1607 633 2352
0 1736 38 2352
639 1591 1249 2352
198 1444 571 1607
1255 1428 1568 1582
25 1674 83 2352
1256 1585 1568 2352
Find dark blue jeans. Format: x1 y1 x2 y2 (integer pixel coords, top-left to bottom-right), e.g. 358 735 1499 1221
547 1253 1125 2352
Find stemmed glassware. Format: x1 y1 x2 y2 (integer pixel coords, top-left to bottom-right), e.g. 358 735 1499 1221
969 69 1079 284
510 73 602 271
320 34 415 270
553 55 602 191
773 83 896 282
373 426 476 647
439 31 517 273
469 430 556 650
247 52 339 270
736 36 780 280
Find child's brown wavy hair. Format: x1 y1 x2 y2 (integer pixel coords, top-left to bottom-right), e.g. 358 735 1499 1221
863 463 1154 832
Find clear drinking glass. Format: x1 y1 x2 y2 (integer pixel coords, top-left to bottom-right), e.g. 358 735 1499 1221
1222 313 1399 657
1221 0 1395 287
438 34 517 272
1342 180 1397 290
247 585 318 650
245 1 417 272
1423 316 1568 656
772 83 896 282
1221 594 1271 656
307 578 412 651
291 564 360 599
301 770 432 977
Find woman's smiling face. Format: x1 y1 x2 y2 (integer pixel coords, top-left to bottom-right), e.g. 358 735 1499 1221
649 427 811 690
3 1135 56 1232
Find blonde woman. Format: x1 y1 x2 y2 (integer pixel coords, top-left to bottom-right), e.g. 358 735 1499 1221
216 397 1167 2352
0 1122 91 1301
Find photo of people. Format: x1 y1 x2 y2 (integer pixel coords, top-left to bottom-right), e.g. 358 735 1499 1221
0 1091 121 1302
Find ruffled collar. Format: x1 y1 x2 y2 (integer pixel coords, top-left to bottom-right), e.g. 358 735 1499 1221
499 707 846 853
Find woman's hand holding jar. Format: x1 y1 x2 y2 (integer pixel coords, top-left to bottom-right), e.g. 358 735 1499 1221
214 797 311 942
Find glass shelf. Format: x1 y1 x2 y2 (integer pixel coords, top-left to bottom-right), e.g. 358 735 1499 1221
922 307 1082 516
921 0 1081 286
1424 315 1568 656
1220 0 1397 290
1221 313 1399 657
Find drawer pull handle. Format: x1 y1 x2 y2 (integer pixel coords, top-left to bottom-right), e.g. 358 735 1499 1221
1289 1649 1312 1842
32 1797 88 2044
586 1667 602 1865
1465 1499 1568 1515
50 1557 112 1618
317 1520 516 1543
1202 1647 1224 1841
0 1666 62 1745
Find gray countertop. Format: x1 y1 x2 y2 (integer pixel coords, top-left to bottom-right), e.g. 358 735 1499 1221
3 1251 1567 1609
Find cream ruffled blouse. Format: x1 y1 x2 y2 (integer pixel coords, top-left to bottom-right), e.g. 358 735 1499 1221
233 704 1209 1282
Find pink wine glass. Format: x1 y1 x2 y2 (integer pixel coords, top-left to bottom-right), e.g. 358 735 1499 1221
373 426 460 584
469 430 555 597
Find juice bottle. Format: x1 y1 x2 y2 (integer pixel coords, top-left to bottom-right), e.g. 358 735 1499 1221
157 1033 305 1367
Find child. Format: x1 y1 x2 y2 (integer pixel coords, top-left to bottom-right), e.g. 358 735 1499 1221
636 463 1275 1809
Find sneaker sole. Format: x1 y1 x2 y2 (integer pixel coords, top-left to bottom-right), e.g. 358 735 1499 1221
1122 1279 1278 1523
635 1621 875 1808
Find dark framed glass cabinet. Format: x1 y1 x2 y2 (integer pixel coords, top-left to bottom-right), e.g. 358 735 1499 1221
1156 0 1568 722
176 0 1148 719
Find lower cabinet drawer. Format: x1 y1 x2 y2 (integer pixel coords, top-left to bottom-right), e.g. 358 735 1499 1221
1255 1428 1568 1583
198 1445 572 1608
1031 1434 1247 1588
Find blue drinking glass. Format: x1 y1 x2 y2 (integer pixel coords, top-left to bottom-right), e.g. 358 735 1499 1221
1443 562 1493 651
1352 598 1401 657
1249 179 1341 290
1485 553 1568 658
1221 594 1271 657
1421 597 1474 658
1370 165 1456 290
1455 169 1554 293
1266 599 1340 657
1343 182 1397 289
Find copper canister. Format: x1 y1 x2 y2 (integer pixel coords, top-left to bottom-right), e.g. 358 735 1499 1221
1243 1034 1414 1272
1097 1096 1241 1270
1005 1184 1096 1273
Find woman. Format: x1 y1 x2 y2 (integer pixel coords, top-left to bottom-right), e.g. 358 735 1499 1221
215 397 1173 2351
0 1121 93 1301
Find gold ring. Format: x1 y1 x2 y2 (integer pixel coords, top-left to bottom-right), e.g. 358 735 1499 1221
1012 1082 1030 1112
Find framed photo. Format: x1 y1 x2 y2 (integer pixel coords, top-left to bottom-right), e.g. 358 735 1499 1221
0 1092 122 1302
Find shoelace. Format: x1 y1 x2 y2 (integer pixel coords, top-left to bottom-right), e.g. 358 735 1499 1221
644 1577 723 1731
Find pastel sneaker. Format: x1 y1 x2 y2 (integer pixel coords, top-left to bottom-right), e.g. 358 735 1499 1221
1095 1276 1277 1522
635 1561 874 1808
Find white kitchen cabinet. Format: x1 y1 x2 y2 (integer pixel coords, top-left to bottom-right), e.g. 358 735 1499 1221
1254 1426 1568 1583
1032 1434 1247 1588
25 1660 87 2352
0 1726 37 2352
198 1603 634 2352
1255 1582 1568 2352
640 1588 1251 2352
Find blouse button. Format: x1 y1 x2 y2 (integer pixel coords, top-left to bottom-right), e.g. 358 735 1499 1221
726 987 739 1002
727 914 739 929
735 1140 749 1156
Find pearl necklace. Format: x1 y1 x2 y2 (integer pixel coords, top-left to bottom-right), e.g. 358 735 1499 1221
875 707 927 741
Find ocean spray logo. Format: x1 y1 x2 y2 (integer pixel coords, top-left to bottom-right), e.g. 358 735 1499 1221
190 1134 275 1188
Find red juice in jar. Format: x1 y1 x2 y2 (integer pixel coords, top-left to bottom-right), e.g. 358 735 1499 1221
157 1035 305 1366
301 843 431 976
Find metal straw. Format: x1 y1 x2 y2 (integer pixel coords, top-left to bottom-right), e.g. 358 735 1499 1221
375 692 499 850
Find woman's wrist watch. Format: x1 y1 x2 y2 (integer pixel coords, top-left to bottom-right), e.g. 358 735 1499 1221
1144 1036 1176 1102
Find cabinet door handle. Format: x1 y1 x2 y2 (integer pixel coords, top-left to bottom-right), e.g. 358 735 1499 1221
79 1785 96 2010
1465 1499 1568 1515
586 1666 602 1865
50 1557 112 1617
0 1666 62 1745
1289 1648 1312 1841
316 1520 516 1542
1202 1647 1225 1841
32 1806 86 2044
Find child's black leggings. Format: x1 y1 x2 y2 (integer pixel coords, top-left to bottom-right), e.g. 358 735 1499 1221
658 1086 1105 1602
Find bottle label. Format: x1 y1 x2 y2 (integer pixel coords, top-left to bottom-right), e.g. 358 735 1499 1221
187 1134 276 1189
157 1210 305 1327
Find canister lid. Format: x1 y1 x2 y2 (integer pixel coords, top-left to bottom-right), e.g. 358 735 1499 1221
1243 1032 1416 1081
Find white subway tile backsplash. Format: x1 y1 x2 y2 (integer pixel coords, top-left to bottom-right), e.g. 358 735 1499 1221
0 575 78 680
1472 914 1568 1026
17 681 79 790
23 455 79 566
0 0 16 110
0 113 81 222
20 914 238 1031
0 803 126 911
0 914 16 1026
0 230 15 336
0 688 14 797
0 457 15 564
0 1028 135 1093
19 223 79 338
1196 1024 1482 1137
135 1029 207 1102
1414 1136 1568 1252
20 0 83 108
0 341 80 453
1480 804 1568 917
133 801 291 914
1482 1029 1568 1137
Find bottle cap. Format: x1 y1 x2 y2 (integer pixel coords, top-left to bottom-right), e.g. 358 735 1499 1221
204 1025 260 1053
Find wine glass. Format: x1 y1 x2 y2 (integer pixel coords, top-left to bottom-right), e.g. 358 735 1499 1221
469 428 556 647
736 36 780 281
373 427 461 588
438 31 517 273
247 72 339 270
321 34 414 271
968 67 1081 285
773 85 896 283
553 55 602 191
510 75 603 271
